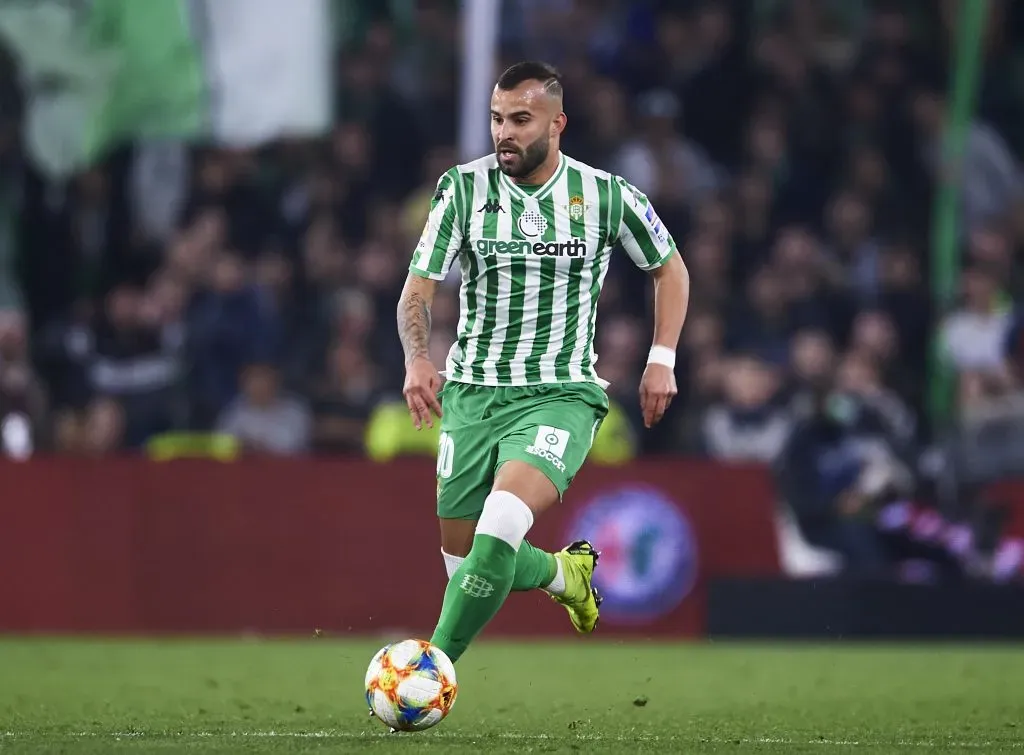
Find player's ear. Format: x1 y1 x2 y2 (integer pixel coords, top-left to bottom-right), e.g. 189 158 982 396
552 112 567 137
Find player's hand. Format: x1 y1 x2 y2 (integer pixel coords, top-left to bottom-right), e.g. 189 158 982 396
403 355 443 430
639 363 677 429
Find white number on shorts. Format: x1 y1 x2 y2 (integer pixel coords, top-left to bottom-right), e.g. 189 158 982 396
437 432 455 479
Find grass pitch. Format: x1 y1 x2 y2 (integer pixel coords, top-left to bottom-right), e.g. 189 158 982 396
0 638 1021 753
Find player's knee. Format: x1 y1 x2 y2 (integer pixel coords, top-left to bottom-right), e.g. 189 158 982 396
492 460 560 516
475 490 534 551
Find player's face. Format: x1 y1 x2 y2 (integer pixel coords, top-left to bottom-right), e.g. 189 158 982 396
490 81 564 179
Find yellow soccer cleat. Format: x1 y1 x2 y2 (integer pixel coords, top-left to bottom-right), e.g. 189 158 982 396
550 540 603 634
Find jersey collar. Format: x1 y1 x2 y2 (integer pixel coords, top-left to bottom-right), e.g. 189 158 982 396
499 152 567 203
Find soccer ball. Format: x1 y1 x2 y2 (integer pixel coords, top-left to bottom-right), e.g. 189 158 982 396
365 639 458 732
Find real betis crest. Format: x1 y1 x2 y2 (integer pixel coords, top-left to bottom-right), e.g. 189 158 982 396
568 195 587 222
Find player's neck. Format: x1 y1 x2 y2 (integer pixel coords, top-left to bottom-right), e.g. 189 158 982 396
512 150 562 187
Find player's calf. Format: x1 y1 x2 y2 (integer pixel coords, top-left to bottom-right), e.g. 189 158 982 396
430 490 534 662
443 539 558 592
438 528 602 635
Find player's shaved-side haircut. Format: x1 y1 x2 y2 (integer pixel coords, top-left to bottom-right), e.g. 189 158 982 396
496 61 563 102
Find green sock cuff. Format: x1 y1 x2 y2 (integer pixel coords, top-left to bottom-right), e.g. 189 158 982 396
510 540 557 592
543 553 558 586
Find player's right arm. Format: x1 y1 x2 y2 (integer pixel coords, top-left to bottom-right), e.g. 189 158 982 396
398 168 465 430
398 272 442 430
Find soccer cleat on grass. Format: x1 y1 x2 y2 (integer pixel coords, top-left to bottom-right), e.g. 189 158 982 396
550 540 603 634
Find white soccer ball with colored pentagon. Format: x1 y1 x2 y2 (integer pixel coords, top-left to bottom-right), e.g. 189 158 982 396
365 639 458 732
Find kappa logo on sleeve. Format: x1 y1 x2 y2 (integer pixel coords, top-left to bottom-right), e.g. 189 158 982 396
425 190 451 234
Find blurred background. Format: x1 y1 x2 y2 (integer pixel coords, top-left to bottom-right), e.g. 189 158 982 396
0 0 1023 640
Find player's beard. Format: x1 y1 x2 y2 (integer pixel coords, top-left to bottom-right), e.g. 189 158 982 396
496 134 549 179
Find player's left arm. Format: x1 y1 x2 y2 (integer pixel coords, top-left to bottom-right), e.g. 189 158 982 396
614 177 690 428
643 251 689 428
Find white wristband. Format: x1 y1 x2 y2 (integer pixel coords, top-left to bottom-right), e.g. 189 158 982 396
647 345 676 369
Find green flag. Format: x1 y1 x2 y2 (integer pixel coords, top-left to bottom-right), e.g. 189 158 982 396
0 0 332 179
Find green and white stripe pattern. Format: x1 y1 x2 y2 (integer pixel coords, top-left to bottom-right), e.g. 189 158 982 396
410 153 677 387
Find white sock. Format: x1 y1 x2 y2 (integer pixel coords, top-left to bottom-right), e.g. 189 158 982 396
544 558 566 595
441 549 465 580
474 490 534 551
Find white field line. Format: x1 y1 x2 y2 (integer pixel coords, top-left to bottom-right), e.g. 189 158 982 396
0 730 1020 748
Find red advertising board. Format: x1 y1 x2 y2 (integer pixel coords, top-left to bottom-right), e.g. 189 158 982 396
0 457 780 637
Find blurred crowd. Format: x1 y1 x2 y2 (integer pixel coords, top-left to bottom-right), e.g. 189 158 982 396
0 0 1022 468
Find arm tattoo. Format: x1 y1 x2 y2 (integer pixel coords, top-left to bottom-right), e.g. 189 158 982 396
398 291 431 365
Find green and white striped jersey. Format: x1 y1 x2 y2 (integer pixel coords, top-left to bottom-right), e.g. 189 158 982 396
409 152 678 386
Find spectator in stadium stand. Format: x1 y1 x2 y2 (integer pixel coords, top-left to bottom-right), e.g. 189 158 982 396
821 188 883 305
187 249 282 428
308 337 381 454
612 87 726 217
966 221 1018 296
873 239 931 383
730 169 775 281
938 262 1016 409
684 231 731 316
784 327 836 418
788 329 836 393
592 314 647 439
833 350 917 452
1006 307 1024 389
1009 198 1024 297
846 308 916 410
46 281 186 454
772 225 854 342
0 309 45 458
701 351 793 464
216 361 311 457
660 309 726 454
774 385 913 579
912 79 1022 236
726 264 792 361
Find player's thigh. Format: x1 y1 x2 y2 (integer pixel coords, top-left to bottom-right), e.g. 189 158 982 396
495 382 609 501
435 383 497 522
492 459 562 514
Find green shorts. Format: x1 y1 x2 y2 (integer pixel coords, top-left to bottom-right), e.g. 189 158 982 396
435 380 609 520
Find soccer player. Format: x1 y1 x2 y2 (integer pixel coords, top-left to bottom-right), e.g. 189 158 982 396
396 61 690 664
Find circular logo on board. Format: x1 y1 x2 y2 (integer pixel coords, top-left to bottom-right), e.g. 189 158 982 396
567 486 698 623
517 210 548 238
